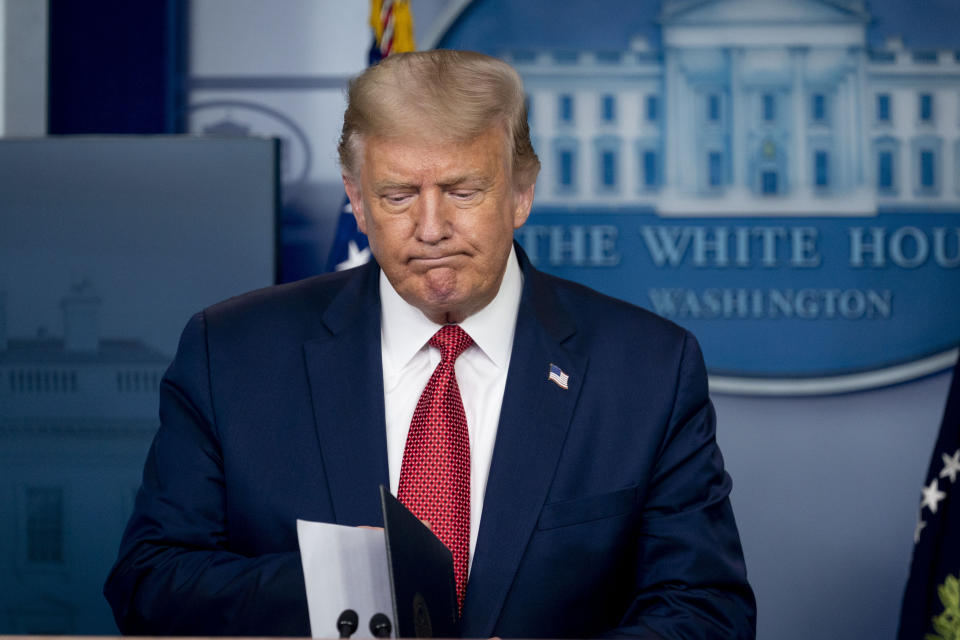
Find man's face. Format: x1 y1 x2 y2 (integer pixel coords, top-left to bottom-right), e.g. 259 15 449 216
344 127 534 324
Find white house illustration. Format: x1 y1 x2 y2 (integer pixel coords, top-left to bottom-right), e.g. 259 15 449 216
0 282 167 633
513 0 960 215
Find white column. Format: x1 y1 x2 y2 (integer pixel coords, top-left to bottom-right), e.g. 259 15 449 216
2 0 47 136
854 49 868 187
664 48 681 194
790 47 809 196
539 88 554 199
679 66 695 193
842 69 858 191
578 93 590 199
622 89 636 196
844 50 868 194
897 138 908 197
842 74 852 190
729 47 745 194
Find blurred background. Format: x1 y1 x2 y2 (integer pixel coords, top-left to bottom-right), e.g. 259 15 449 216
1 1 959 638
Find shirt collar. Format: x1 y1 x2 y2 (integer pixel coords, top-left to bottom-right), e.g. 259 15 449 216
380 245 523 373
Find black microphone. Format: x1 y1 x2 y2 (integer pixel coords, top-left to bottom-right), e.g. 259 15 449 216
369 612 393 638
336 609 358 638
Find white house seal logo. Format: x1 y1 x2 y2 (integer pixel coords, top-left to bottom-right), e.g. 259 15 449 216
434 0 960 395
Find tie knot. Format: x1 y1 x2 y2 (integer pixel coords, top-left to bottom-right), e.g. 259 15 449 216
430 325 473 362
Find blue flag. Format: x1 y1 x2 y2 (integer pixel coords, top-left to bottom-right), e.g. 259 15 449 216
898 354 960 640
324 199 370 272
325 1 415 273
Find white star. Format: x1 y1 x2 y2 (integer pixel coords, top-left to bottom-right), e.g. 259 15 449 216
914 516 926 544
940 449 960 484
335 240 371 271
920 478 947 514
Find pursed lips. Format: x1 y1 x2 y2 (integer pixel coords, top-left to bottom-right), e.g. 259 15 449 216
408 252 466 265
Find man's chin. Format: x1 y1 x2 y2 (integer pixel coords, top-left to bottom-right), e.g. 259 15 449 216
418 272 462 304
418 295 470 325
405 286 475 324
395 272 490 324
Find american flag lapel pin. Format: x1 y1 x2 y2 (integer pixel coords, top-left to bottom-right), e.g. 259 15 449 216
547 363 570 390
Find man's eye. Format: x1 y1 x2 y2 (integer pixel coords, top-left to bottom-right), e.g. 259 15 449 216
384 194 411 204
451 190 479 200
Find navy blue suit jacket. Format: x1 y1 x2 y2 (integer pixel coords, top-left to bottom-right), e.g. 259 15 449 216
104 247 755 638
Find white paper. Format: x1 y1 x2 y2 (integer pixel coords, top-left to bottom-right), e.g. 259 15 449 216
296 519 393 638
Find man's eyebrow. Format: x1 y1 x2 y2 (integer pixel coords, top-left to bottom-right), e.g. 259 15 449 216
372 174 492 191
438 173 492 188
373 180 418 191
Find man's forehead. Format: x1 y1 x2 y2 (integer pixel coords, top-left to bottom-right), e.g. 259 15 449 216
361 128 510 179
364 124 507 151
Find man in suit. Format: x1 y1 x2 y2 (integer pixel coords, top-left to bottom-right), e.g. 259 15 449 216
104 50 755 638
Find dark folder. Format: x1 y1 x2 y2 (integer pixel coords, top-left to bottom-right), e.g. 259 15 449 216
380 485 460 638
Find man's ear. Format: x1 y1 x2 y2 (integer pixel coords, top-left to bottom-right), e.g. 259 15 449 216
343 176 367 234
512 182 535 229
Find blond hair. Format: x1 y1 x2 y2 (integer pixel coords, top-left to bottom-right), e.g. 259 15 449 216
338 49 540 189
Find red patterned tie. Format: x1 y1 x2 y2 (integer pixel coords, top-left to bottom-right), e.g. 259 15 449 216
397 324 472 611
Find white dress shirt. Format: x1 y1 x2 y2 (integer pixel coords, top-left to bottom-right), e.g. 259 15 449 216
380 246 523 568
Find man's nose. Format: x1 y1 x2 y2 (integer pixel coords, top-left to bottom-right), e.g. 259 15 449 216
415 189 451 243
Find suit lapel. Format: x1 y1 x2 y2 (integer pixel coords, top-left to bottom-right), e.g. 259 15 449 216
303 262 390 526
461 250 588 637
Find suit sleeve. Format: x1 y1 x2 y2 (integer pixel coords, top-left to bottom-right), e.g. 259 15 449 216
102 311 311 636
608 331 756 639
